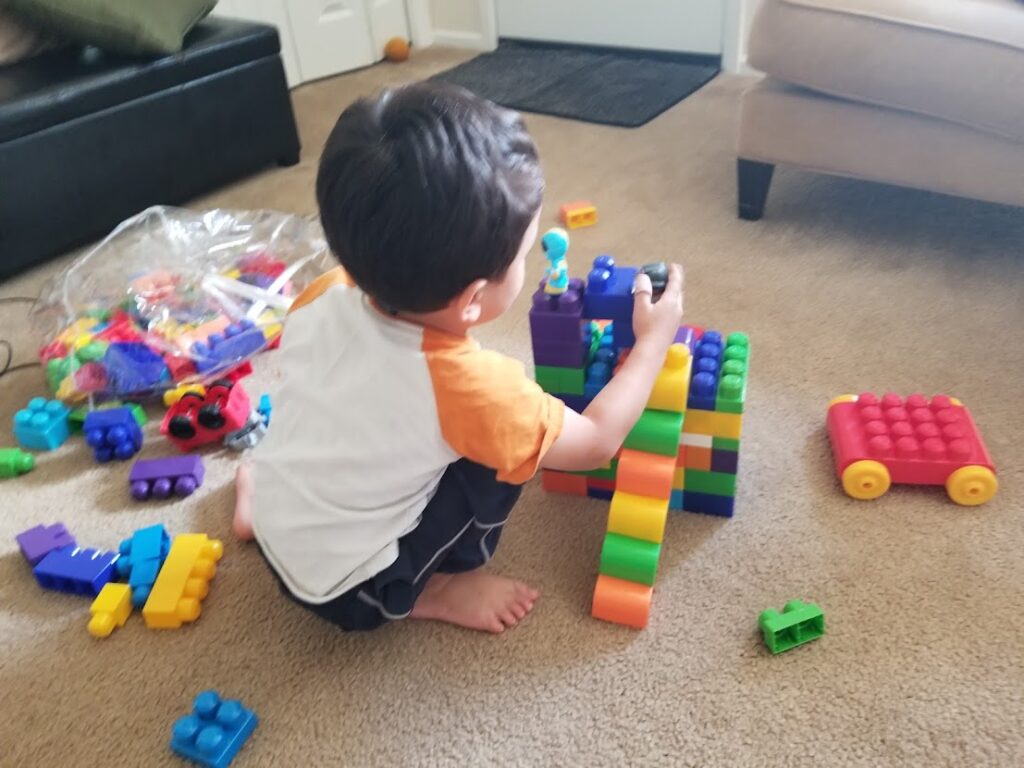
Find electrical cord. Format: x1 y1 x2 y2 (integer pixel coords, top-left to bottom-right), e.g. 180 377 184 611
0 296 42 380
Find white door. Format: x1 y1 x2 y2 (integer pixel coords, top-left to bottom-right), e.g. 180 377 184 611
214 0 302 86
366 0 411 58
496 0 725 55
286 1 375 82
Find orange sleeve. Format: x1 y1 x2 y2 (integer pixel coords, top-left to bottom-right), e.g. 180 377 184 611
288 266 354 315
425 331 565 484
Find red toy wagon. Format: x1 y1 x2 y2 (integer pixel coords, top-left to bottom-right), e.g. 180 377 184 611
827 392 997 506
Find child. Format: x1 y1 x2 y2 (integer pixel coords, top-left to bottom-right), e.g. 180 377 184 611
233 82 683 634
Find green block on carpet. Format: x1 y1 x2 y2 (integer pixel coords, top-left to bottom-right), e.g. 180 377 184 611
759 600 824 654
599 533 661 586
624 409 684 457
712 436 741 451
683 469 737 497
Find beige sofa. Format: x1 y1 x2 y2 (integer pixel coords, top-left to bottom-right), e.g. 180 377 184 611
737 0 1024 219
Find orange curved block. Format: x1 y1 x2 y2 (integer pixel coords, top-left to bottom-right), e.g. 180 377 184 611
616 449 676 499
592 574 652 628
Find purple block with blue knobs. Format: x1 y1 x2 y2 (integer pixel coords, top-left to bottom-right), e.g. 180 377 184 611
13 397 70 451
170 690 258 768
116 523 171 606
583 255 637 347
688 330 725 411
529 279 585 346
15 522 75 565
129 455 205 500
33 546 119 595
103 342 169 394
192 319 266 374
84 406 143 462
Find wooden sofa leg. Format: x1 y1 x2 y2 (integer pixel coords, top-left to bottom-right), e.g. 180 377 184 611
737 159 775 221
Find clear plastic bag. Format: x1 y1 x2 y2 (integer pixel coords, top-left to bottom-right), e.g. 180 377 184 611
31 206 332 403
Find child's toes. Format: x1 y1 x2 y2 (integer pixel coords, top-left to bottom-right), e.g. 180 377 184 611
498 608 519 628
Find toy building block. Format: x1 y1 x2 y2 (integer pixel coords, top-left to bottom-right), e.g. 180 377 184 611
143 533 224 629
715 333 750 414
0 447 35 477
257 394 272 426
711 449 739 474
607 492 669 544
827 392 997 506
192 319 266 375
161 380 252 452
88 582 132 638
687 330 726 411
171 690 258 768
615 449 675 499
15 522 75 565
683 469 737 497
682 409 743 440
592 574 652 629
623 410 684 457
534 364 585 396
583 256 637 347
759 600 824 654
130 456 205 500
164 384 206 407
529 279 585 343
33 546 119 596
223 411 268 451
684 446 712 471
587 478 615 500
116 524 171 606
13 397 70 451
647 344 692 414
681 490 735 518
103 342 170 394
559 200 597 229
84 406 143 462
541 470 587 496
599 533 661 586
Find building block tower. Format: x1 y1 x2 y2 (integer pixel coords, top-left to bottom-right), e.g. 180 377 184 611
529 255 750 628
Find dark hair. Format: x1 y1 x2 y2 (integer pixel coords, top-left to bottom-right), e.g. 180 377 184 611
315 81 544 313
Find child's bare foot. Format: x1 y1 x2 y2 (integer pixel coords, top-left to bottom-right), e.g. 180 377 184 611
410 571 538 633
233 464 255 541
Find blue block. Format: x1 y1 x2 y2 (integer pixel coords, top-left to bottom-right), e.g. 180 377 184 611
587 487 614 500
33 546 119 595
116 524 171 606
583 255 637 346
13 397 70 451
687 330 725 410
257 394 272 426
83 407 143 462
670 490 684 510
192 320 266 374
103 342 169 394
681 490 734 518
557 394 590 413
584 360 613 400
171 690 258 768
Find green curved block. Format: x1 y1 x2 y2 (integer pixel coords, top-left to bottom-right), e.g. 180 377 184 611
599 533 661 586
759 600 824 654
624 409 684 457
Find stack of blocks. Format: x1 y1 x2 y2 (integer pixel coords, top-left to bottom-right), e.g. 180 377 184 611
529 256 750 628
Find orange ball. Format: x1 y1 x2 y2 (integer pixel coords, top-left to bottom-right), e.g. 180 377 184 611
384 37 410 63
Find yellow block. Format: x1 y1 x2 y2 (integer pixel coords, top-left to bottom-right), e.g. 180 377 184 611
607 491 669 544
681 409 743 439
163 384 206 407
647 344 691 414
673 467 685 491
89 583 132 639
143 534 223 629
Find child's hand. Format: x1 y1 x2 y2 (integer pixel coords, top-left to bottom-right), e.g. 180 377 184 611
632 263 683 351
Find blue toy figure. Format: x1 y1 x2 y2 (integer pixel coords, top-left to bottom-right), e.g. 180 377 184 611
541 227 570 295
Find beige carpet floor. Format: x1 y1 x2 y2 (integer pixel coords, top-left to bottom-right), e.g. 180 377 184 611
2 48 1023 767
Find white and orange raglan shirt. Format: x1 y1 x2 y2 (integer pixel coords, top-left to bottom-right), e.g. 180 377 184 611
251 268 564 604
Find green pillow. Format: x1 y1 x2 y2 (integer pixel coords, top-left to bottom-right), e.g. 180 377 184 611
0 0 217 55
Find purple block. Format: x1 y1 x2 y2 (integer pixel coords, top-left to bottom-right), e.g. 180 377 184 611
128 455 205 500
33 546 119 595
529 280 585 346
673 325 697 352
583 255 636 346
711 449 739 474
533 340 586 368
15 523 75 566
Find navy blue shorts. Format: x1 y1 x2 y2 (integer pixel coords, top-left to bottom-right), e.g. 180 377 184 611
265 458 523 631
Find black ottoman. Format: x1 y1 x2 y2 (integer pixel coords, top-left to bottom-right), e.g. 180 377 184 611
0 18 301 280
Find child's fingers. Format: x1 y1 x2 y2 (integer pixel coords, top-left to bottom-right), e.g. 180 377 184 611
662 263 684 301
633 272 654 308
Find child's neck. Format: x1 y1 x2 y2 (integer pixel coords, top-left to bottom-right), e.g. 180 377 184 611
394 307 472 338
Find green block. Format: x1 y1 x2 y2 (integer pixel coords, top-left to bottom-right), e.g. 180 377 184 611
684 469 737 497
68 401 146 433
75 340 109 363
759 600 824 654
715 332 749 414
534 365 585 396
712 437 741 451
128 403 148 426
572 458 618 480
624 409 684 457
599 533 661 586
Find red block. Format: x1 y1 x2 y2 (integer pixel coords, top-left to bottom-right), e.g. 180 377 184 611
542 470 588 496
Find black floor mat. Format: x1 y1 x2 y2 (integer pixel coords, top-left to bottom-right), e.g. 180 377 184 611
432 41 719 128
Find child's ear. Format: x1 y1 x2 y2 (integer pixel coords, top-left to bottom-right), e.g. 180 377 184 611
455 278 488 324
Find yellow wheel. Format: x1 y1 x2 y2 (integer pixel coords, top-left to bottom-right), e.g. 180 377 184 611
946 466 998 506
841 460 891 500
828 394 857 409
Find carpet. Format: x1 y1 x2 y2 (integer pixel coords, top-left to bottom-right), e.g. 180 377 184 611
432 40 719 127
1 47 1023 768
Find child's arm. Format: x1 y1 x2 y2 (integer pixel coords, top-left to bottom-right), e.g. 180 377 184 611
542 264 684 471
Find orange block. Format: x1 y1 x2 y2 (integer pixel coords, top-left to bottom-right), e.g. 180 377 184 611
542 470 587 496
592 574 652 629
676 446 687 467
559 200 597 229
616 449 675 499
684 446 712 471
